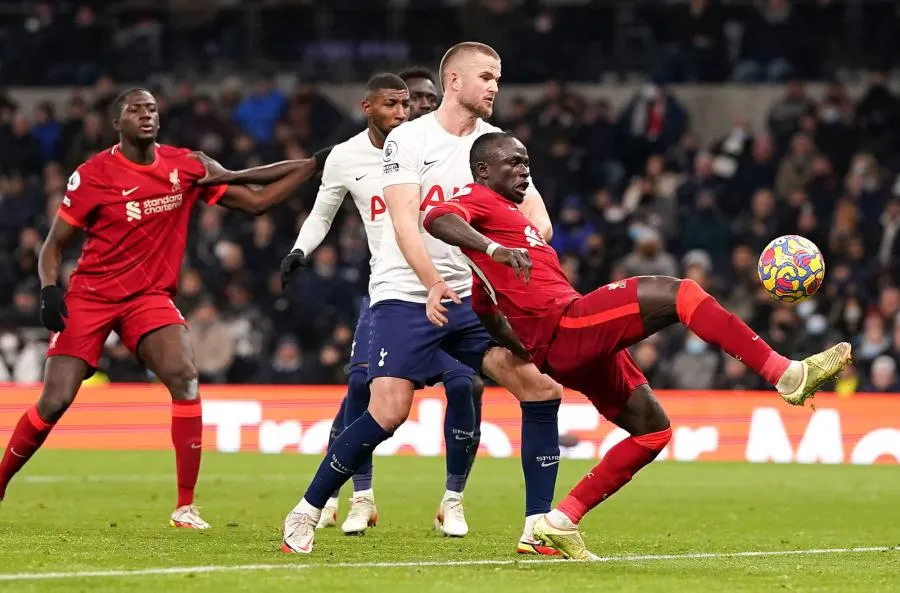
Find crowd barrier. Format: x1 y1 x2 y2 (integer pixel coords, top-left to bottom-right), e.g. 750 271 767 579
1 385 898 464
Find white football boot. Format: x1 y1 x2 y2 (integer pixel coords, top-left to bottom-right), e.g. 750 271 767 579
341 491 378 535
434 491 468 537
316 497 339 529
169 504 210 529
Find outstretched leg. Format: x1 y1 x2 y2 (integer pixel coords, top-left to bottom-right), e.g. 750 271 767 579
637 276 850 403
0 355 87 500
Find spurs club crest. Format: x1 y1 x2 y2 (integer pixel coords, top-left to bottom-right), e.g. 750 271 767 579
758 235 825 303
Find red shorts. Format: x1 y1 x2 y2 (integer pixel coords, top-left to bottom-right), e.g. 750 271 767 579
47 293 186 368
544 278 649 420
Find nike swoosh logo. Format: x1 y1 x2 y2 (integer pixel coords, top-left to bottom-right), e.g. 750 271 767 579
752 335 760 341
355 174 368 181
330 460 352 475
423 159 438 167
190 443 202 449
9 448 25 458
454 433 473 441
122 186 139 196
540 460 560 467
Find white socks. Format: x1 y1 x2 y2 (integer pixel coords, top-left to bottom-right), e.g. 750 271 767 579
522 513 542 539
547 508 577 530
776 360 804 393
292 497 323 523
443 489 463 502
354 488 375 500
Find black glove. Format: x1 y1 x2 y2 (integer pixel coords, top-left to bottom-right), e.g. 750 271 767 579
280 249 309 290
313 146 334 172
40 285 68 332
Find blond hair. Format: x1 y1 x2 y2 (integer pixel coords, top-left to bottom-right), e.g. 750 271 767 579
438 42 500 91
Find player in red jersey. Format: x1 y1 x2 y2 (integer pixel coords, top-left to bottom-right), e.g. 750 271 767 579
0 88 324 527
424 132 852 558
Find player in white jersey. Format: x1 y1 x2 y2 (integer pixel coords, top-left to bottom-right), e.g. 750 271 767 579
282 43 578 558
280 72 483 536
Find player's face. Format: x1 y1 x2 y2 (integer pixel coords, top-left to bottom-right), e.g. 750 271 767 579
405 77 439 120
364 89 410 137
115 91 159 144
455 54 500 119
482 138 530 203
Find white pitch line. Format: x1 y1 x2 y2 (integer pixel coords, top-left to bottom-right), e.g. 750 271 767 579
0 546 895 582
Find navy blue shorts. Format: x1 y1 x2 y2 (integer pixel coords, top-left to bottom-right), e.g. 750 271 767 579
367 297 489 387
349 296 372 368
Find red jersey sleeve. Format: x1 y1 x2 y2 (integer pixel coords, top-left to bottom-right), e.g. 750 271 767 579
177 149 228 206
423 184 491 231
59 165 105 228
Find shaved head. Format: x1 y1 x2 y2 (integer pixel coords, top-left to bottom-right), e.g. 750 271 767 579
438 42 500 92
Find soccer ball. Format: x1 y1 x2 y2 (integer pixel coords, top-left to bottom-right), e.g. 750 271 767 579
757 235 825 303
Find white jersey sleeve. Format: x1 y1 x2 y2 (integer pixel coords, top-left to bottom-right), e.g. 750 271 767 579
371 114 504 305
292 148 347 255
381 125 422 187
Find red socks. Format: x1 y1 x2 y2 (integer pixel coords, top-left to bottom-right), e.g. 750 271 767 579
557 427 671 524
171 399 203 508
0 405 55 500
676 279 790 385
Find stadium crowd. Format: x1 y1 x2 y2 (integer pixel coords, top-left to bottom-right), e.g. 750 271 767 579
0 2 899 394
1 70 899 394
0 1 897 85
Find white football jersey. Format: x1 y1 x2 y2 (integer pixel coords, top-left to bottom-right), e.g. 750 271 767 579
293 130 388 269
372 113 503 304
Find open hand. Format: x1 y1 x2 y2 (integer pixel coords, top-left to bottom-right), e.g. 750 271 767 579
426 280 462 327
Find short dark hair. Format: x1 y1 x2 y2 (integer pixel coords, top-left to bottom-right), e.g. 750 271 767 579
110 87 151 119
469 131 514 176
365 73 407 94
398 66 436 85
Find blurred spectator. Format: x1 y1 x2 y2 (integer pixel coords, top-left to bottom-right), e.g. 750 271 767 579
860 355 900 393
189 296 236 383
733 0 805 83
618 227 678 278
254 335 319 384
855 70 900 162
715 356 765 391
668 331 719 390
617 82 688 176
767 81 816 150
234 73 286 144
775 132 817 198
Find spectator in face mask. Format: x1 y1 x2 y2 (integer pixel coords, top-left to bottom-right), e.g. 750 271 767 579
667 331 720 390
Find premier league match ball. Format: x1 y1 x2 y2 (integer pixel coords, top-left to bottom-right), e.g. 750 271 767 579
757 235 825 303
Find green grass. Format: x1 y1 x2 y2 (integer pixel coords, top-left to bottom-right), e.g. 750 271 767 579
0 451 897 592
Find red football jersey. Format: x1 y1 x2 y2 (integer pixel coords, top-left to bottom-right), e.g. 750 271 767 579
424 183 579 367
59 144 227 302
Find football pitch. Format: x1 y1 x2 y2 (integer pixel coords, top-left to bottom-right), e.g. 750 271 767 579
0 451 896 592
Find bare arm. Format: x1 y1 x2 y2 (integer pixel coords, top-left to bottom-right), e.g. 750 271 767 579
193 148 329 186
39 216 80 288
426 211 532 282
215 160 319 215
519 187 553 241
477 308 531 361
385 183 444 288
